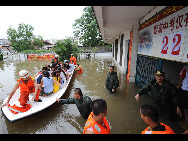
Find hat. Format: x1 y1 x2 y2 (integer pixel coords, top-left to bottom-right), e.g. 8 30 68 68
155 70 165 76
19 70 29 78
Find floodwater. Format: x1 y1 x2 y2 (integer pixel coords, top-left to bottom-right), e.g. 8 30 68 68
0 53 185 134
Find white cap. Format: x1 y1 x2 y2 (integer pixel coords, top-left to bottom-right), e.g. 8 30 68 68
55 55 58 58
19 70 29 78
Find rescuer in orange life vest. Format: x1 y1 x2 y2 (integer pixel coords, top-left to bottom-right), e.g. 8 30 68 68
1 70 42 108
76 64 83 74
83 99 110 134
70 54 76 65
140 104 175 134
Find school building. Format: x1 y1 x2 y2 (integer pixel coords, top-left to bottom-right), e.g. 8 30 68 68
92 6 188 86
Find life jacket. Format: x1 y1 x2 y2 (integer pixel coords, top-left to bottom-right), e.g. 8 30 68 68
77 65 83 73
17 76 35 93
83 112 110 134
70 56 76 65
8 104 31 114
141 123 175 134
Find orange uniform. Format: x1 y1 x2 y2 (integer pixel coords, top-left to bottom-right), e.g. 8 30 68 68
141 123 175 134
77 66 83 73
70 56 76 65
17 76 40 106
83 112 110 134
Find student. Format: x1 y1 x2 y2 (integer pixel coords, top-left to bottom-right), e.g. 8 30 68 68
2 70 41 108
40 71 64 97
83 99 110 134
56 88 92 119
34 67 48 84
135 70 179 120
176 63 188 124
70 60 75 71
140 104 175 134
105 66 119 93
52 71 61 93
65 65 72 80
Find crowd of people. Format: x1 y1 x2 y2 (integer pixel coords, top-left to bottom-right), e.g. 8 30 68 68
1 52 188 134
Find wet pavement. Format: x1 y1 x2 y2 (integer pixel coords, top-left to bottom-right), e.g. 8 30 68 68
0 53 186 134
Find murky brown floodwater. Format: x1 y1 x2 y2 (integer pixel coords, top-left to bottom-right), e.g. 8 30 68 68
0 53 185 134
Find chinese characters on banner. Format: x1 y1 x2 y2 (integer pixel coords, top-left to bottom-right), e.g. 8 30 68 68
154 13 187 35
138 6 188 62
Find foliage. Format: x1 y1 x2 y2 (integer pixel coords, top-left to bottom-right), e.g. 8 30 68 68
18 50 53 54
33 35 45 49
0 50 3 60
7 23 44 51
72 6 108 47
54 37 79 61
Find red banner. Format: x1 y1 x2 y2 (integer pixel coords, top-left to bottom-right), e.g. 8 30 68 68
139 6 187 31
126 30 133 83
27 54 55 59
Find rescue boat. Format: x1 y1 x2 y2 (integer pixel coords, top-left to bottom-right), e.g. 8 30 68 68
1 68 75 123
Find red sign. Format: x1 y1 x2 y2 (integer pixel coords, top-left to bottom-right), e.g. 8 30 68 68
27 54 55 59
127 30 133 83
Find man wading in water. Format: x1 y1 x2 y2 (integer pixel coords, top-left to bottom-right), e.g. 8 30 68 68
105 66 119 93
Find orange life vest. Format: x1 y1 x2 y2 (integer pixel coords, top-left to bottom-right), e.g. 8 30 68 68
8 104 31 114
70 56 76 65
141 123 175 134
17 76 35 93
77 66 83 73
83 112 110 134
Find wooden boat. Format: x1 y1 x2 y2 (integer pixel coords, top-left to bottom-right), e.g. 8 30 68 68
1 69 75 123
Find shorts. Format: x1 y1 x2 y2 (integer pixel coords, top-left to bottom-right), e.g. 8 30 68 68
41 87 53 96
180 90 188 109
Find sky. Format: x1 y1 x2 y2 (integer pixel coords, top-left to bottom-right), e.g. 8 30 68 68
0 6 86 42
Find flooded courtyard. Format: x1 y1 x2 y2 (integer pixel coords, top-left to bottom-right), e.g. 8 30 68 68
0 53 185 134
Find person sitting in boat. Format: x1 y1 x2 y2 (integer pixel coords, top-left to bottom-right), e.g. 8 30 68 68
65 65 72 80
70 60 75 71
56 88 92 119
39 71 64 97
52 71 62 93
58 68 66 89
1 70 42 108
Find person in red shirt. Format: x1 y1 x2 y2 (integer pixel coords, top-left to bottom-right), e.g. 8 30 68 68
177 63 188 125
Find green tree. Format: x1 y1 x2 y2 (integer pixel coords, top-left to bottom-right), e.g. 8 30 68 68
54 37 79 61
72 6 107 47
33 35 45 49
7 23 44 51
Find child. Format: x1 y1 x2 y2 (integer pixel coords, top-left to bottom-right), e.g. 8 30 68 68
52 71 61 93
40 71 64 97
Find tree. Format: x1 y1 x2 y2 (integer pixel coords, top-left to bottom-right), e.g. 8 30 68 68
33 35 45 49
54 37 79 61
72 6 107 47
7 23 44 51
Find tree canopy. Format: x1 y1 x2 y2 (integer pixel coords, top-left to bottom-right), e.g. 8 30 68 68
54 37 79 61
72 6 107 47
7 23 44 51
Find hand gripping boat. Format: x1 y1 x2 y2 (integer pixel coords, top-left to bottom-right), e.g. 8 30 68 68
1 69 75 123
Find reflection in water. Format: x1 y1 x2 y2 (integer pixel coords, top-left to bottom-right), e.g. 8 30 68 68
0 54 184 134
